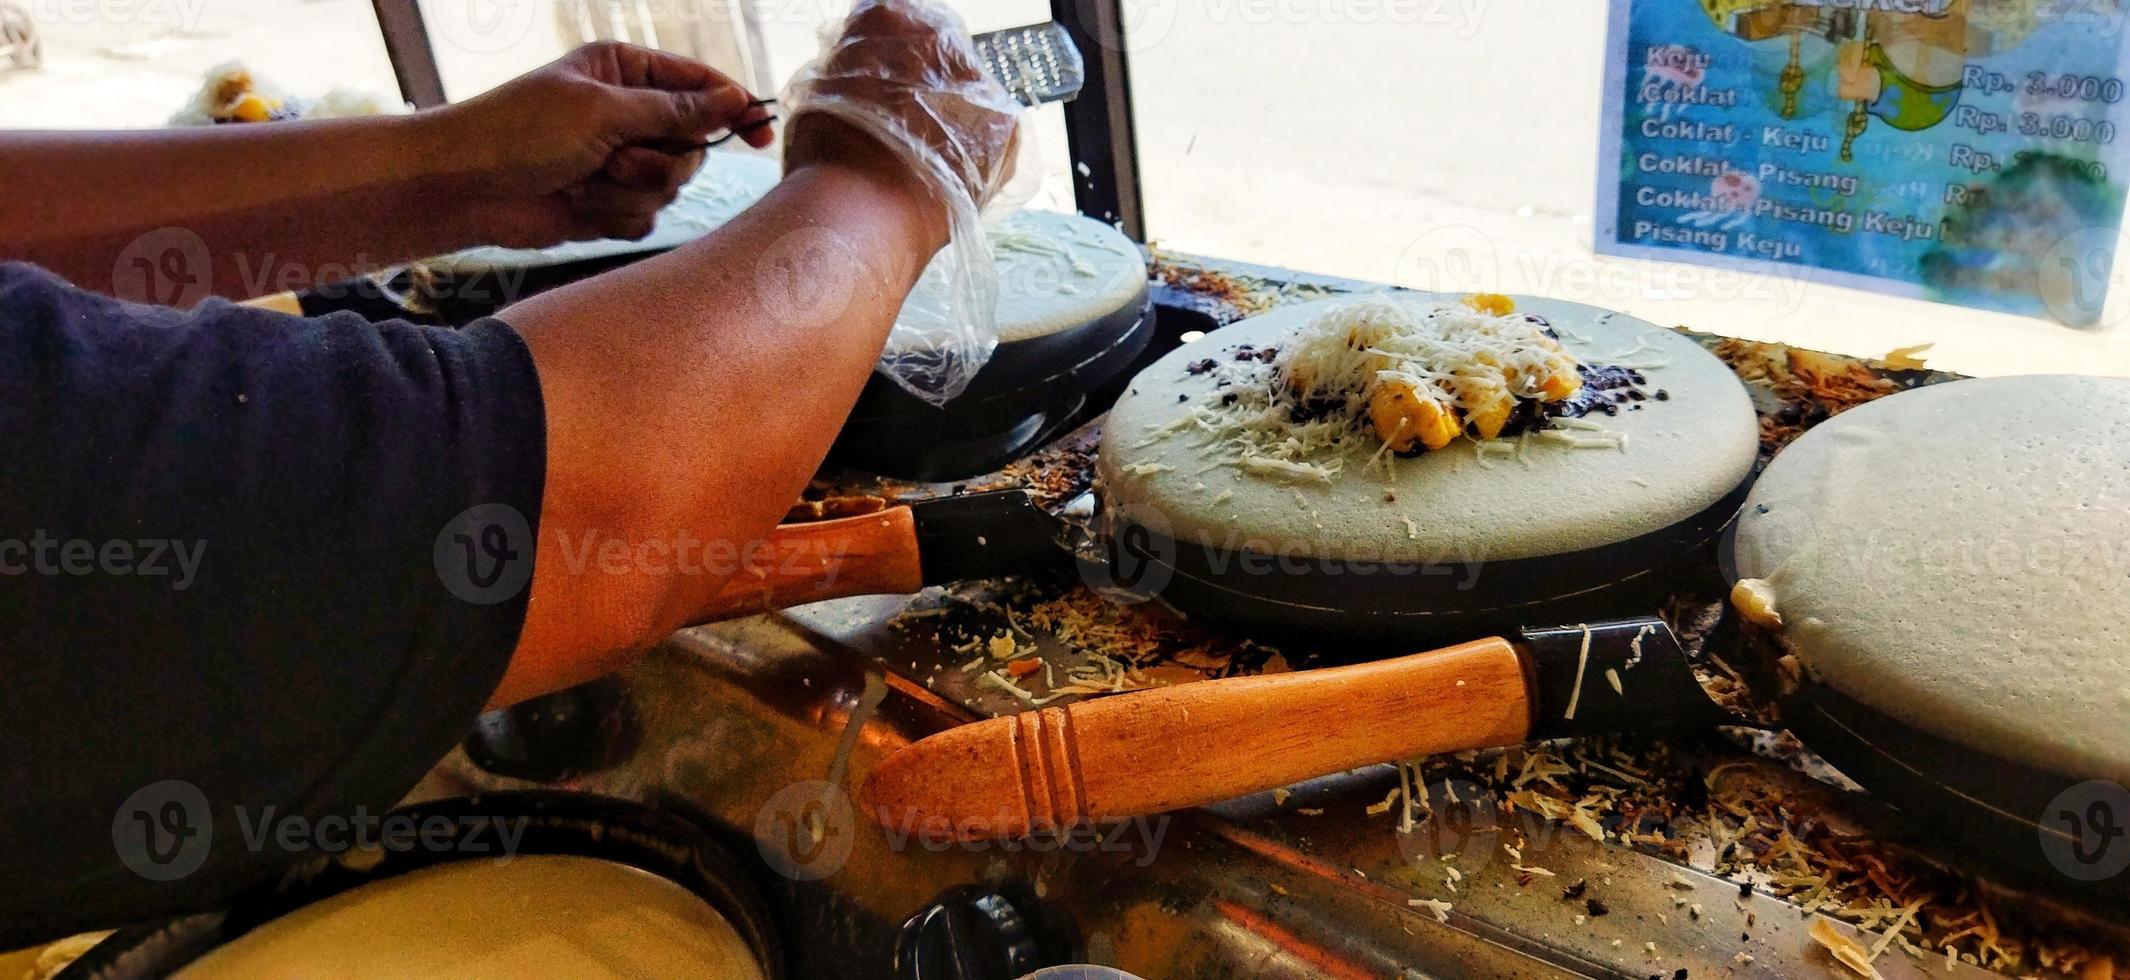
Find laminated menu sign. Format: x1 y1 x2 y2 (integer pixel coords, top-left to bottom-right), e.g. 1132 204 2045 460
1597 0 2130 325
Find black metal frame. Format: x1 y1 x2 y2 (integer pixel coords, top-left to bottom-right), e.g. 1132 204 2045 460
371 0 446 108
1050 0 1146 241
366 0 1146 237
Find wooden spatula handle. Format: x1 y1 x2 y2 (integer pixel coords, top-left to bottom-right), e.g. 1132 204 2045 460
860 637 1533 839
689 507 924 623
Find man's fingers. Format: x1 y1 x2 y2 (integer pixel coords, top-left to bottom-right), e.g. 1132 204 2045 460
608 82 753 143
604 144 700 192
571 40 763 144
577 39 737 94
620 44 732 94
734 103 776 149
568 178 674 240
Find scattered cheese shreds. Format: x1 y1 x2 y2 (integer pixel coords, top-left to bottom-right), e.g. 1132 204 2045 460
1810 916 1888 980
1239 454 1338 484
1563 623 1593 720
1147 295 1661 487
1408 898 1453 923
1365 783 1403 816
1865 904 1921 962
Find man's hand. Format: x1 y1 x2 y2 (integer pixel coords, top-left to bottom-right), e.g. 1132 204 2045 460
493 4 1021 706
784 0 1020 233
432 42 775 249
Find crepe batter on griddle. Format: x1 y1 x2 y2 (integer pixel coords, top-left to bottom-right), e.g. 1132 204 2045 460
1100 296 1760 564
1731 375 2130 785
883 208 1146 353
175 856 766 978
432 152 782 274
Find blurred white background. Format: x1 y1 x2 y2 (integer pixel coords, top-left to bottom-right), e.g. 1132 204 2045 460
3 0 2126 375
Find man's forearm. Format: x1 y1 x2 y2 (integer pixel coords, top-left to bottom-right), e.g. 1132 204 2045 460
495 153 948 705
0 115 483 300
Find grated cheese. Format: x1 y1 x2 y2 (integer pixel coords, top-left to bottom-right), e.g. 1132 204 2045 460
977 670 1064 706
1570 808 1607 841
1865 904 1921 962
1151 296 1598 484
1408 898 1453 923
1241 455 1338 484
1809 916 1887 979
1563 624 1593 720
1366 783 1403 816
1535 428 1628 452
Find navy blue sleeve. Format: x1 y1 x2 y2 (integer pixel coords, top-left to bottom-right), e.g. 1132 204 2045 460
0 262 546 944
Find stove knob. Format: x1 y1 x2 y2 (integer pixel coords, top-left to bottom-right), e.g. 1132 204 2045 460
893 885 1045 980
461 676 636 783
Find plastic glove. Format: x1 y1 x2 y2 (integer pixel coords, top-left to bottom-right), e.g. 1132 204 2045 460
782 0 1023 405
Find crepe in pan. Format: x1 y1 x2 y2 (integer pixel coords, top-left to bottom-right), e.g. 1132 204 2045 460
1731 374 2130 785
1100 296 1760 566
429 152 782 275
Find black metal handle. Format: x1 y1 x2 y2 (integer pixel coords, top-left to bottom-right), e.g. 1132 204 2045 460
909 490 1075 586
1520 618 1740 741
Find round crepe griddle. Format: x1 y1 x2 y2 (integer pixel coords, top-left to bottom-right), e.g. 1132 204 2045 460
1733 374 2130 785
64 793 785 979
406 153 783 324
1090 295 1760 644
874 208 1150 407
832 210 1153 480
1726 375 2130 895
173 856 765 979
427 152 782 276
976 208 1148 346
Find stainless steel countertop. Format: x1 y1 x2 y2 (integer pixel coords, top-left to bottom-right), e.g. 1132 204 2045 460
431 601 2031 979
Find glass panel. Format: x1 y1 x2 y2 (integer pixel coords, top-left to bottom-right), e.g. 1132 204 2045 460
1126 2 2130 375
422 0 579 101
0 0 401 128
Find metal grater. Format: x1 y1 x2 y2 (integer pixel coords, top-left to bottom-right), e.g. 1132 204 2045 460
971 22 1086 106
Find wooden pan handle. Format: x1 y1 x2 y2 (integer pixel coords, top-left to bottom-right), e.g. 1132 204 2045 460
690 507 925 623
859 637 1534 839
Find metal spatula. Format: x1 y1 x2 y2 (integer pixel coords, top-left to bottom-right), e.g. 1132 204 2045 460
647 23 1083 156
972 21 1086 106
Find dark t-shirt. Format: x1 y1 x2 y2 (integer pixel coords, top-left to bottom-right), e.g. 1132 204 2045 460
0 263 546 945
